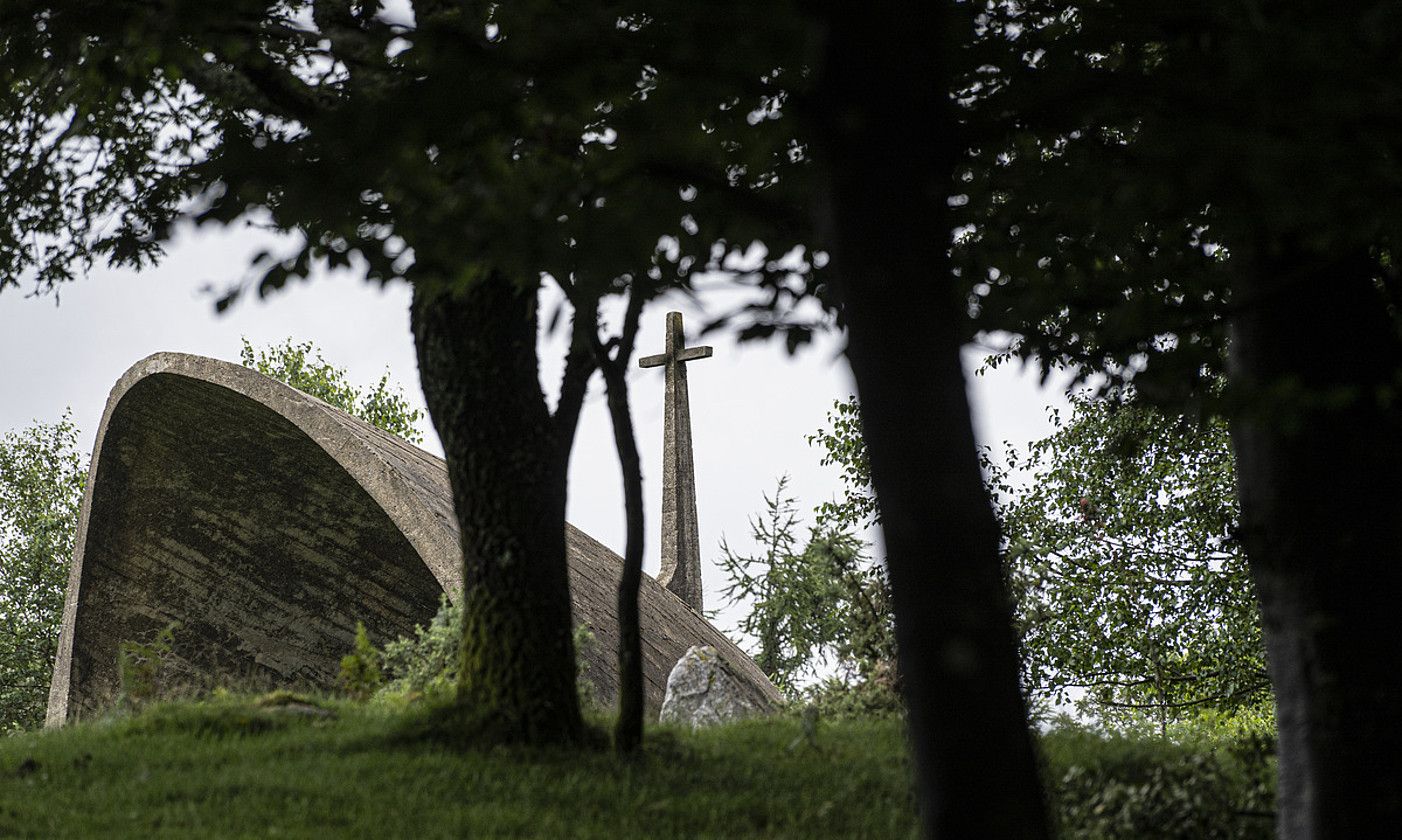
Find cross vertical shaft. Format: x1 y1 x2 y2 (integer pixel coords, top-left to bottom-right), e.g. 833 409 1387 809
638 311 712 612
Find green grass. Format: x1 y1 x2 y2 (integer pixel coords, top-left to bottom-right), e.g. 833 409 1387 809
0 697 917 839
0 696 1279 839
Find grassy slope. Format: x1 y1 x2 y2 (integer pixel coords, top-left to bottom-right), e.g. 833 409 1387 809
0 700 917 839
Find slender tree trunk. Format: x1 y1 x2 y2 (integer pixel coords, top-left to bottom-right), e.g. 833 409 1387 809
410 277 583 745
1228 251 1402 839
596 356 646 753
808 2 1049 837
566 288 648 754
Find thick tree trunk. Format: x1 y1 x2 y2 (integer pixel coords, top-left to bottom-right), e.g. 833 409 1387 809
410 278 583 744
1228 253 1402 839
809 3 1049 837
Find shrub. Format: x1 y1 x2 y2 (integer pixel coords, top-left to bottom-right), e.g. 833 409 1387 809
805 666 902 720
379 595 462 699
1042 725 1275 840
376 596 599 707
117 622 180 709
339 622 383 701
572 623 598 709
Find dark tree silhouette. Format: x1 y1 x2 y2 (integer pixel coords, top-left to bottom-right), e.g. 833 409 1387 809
960 4 1402 834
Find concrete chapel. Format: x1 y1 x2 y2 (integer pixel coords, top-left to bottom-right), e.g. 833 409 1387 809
47 351 777 725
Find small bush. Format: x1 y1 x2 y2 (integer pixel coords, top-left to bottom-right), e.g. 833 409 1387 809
379 595 462 699
376 596 601 708
573 623 599 709
1042 725 1275 840
805 668 903 720
339 622 383 701
117 622 179 709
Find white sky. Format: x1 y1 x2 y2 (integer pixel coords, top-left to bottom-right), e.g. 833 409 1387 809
0 221 1070 627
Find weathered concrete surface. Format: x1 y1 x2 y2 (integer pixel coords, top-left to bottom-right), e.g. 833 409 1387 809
47 353 779 725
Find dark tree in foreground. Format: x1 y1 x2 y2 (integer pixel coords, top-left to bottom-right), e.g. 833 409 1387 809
410 279 584 741
587 292 648 754
553 278 651 753
1229 254 1402 839
961 4 1402 835
804 2 1050 836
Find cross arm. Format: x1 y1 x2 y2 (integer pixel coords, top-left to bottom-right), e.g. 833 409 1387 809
638 353 669 368
676 346 713 363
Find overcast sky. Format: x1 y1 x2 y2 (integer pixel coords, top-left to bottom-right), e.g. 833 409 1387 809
0 221 1070 619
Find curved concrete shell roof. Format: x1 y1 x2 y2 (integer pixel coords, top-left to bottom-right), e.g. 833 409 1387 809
47 353 778 725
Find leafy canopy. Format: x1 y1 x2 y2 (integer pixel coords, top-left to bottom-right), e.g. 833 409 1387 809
0 414 86 732
4 0 820 342
953 2 1402 403
741 394 1266 731
987 393 1267 731
239 337 424 443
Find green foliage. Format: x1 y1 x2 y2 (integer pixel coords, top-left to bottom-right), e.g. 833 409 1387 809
239 338 423 444
718 403 899 707
806 400 898 689
986 393 1268 730
1042 724 1275 840
0 707 916 838
805 670 903 720
807 398 878 531
4 2 814 333
117 622 179 710
379 595 463 700
377 595 599 708
0 698 1278 839
718 477 839 695
788 394 1267 731
950 4 1402 408
573 623 599 709
719 474 895 701
0 414 86 732
338 622 384 702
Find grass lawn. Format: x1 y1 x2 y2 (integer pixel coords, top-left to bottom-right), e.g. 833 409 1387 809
0 697 917 839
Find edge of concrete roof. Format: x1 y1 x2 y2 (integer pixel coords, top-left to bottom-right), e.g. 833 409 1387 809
48 352 780 725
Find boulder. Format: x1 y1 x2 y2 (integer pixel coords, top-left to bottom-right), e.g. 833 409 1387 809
659 645 776 728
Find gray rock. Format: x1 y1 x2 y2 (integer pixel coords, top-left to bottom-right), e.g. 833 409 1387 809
659 645 774 728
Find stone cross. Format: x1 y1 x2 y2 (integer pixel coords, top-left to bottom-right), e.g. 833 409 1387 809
639 311 712 612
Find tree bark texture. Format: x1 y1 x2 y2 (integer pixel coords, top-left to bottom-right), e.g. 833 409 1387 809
1228 252 1402 839
599 357 646 753
410 278 583 744
809 3 1050 837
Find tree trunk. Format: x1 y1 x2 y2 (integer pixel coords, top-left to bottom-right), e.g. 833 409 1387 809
1228 252 1402 839
410 277 583 745
597 356 646 753
808 3 1049 837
